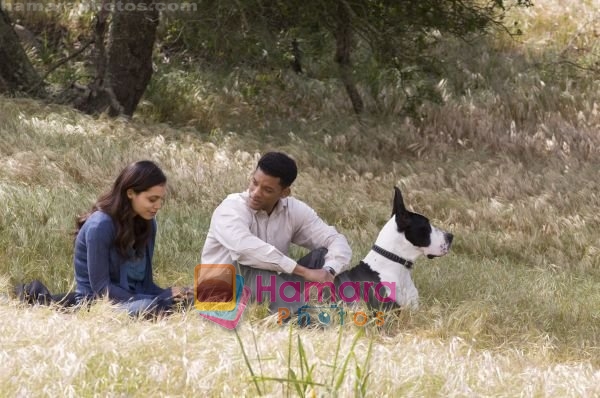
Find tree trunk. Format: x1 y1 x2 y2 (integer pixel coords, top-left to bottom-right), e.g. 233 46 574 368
73 3 113 114
334 2 363 115
106 0 159 116
0 8 43 94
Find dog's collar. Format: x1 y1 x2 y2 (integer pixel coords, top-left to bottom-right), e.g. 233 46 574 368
371 245 413 269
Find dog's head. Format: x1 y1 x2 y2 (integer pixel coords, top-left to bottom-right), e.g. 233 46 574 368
392 187 453 259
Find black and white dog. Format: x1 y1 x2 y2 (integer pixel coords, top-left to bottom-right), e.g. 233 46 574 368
333 187 453 310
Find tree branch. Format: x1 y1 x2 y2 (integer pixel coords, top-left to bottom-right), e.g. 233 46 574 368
26 38 94 94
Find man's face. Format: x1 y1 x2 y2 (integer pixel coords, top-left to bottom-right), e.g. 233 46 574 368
248 168 290 213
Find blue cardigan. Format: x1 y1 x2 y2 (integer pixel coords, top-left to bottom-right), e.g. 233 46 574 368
73 211 167 302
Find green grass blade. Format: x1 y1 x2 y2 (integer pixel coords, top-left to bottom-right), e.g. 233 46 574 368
234 328 262 396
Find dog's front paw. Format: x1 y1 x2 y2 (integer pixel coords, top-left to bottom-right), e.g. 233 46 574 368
396 289 419 310
406 297 419 311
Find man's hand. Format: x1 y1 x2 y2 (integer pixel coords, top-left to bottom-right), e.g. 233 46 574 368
310 268 335 283
292 264 335 283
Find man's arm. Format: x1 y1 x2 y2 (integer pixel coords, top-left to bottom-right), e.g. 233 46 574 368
290 200 352 274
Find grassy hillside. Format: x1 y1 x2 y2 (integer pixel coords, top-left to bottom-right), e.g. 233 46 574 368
1 0 599 396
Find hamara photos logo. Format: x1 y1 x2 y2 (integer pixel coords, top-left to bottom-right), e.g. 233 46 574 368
194 264 396 329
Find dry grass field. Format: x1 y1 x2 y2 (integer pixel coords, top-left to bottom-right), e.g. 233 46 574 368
1 0 599 396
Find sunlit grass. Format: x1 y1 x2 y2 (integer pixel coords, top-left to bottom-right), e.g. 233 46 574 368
1 0 600 396
0 301 598 396
1 89 599 394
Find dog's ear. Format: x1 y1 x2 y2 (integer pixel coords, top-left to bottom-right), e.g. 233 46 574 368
392 186 406 216
392 187 410 231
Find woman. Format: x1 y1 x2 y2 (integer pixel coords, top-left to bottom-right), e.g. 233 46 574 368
73 160 191 315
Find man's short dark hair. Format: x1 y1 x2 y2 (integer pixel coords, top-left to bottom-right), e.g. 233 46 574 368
257 152 298 188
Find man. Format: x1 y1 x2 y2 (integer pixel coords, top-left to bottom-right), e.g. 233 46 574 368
201 151 352 313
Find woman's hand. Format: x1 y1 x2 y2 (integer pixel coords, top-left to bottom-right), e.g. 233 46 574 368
170 286 194 302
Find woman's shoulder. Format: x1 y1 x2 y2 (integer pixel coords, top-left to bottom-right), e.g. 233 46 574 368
82 211 115 232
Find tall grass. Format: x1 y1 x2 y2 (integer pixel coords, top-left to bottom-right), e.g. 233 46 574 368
1 0 599 396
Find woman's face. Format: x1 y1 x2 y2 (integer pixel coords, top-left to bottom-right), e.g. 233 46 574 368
127 184 166 220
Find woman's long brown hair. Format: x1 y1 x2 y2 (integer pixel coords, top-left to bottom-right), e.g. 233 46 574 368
76 160 167 258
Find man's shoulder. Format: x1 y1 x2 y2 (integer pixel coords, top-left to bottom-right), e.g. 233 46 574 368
214 192 251 216
223 191 247 201
284 196 317 216
220 192 248 207
285 196 311 208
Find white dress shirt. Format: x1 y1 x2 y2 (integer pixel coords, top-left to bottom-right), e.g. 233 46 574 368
201 191 352 274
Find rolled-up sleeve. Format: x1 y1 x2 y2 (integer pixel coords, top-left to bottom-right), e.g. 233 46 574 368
290 201 352 274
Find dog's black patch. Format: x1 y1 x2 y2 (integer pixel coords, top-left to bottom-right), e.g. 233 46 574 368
392 187 432 248
342 261 381 283
402 214 432 248
337 261 397 311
